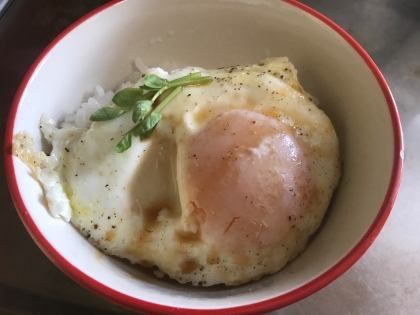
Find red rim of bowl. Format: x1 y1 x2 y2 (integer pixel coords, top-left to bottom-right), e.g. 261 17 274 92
4 0 403 314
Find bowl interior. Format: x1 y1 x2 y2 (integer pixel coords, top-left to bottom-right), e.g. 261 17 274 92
8 0 399 312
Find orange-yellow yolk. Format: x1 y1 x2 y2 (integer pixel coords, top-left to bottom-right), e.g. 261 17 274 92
181 109 316 251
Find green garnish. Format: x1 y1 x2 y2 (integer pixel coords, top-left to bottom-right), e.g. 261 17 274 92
89 72 213 153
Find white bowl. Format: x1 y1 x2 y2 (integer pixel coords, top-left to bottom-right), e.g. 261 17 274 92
5 0 403 313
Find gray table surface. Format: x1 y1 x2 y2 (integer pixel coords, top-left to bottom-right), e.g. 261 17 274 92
1 0 419 314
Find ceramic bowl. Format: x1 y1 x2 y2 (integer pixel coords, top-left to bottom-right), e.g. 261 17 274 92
5 0 403 314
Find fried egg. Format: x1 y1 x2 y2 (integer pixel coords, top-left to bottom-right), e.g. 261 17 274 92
14 57 341 286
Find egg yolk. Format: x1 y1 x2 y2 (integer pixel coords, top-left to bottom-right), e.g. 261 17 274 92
179 109 316 251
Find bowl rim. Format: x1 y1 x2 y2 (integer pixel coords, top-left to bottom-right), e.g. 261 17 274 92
4 0 403 314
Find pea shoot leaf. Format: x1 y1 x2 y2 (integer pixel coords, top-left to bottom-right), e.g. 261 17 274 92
112 88 144 107
142 74 169 89
90 107 125 121
132 113 162 138
132 100 152 123
114 133 132 153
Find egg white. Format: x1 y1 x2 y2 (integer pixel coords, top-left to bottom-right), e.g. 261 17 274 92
14 58 341 286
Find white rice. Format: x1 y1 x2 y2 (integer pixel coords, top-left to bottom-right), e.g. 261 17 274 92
60 60 146 130
60 87 113 129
